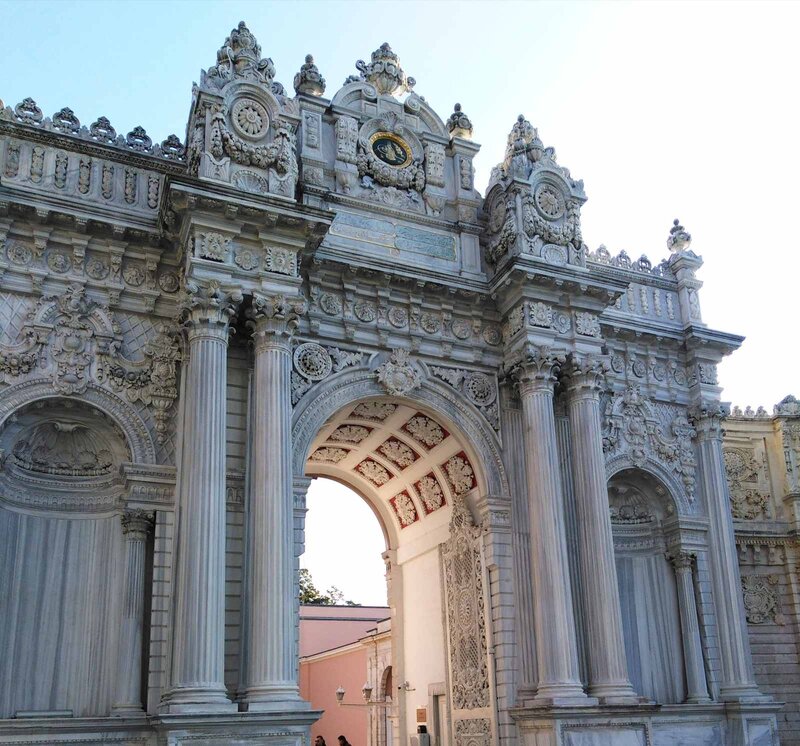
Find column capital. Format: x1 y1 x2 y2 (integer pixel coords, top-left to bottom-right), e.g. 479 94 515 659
667 551 696 572
247 291 307 353
689 402 729 440
121 509 155 540
179 279 242 334
561 353 609 399
513 345 565 395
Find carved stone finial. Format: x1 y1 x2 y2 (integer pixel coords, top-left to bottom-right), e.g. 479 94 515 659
667 218 692 253
293 54 326 96
204 21 276 90
14 97 43 125
446 103 473 140
52 107 80 134
354 42 415 96
775 394 800 416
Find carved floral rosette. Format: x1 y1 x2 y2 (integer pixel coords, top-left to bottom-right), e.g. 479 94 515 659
602 385 697 508
290 341 364 405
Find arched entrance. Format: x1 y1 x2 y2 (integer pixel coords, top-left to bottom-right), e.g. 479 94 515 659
293 375 507 745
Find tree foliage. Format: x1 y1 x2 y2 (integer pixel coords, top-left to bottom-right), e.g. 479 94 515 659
299 568 357 605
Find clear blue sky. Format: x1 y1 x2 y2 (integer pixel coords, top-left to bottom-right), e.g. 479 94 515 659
3 0 798 604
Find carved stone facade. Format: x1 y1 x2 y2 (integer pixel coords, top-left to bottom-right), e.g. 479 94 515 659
0 21 786 746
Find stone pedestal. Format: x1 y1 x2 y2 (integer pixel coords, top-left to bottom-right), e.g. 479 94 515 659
241 293 307 711
516 352 589 705
112 510 154 716
668 553 711 703
161 282 241 713
562 355 638 704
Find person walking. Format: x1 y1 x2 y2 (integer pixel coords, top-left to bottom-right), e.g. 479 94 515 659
314 738 326 746
337 737 352 746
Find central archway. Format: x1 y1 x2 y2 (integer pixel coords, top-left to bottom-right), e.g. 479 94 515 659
293 371 508 745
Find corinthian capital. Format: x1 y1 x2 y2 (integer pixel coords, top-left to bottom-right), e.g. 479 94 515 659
513 345 565 395
561 352 609 398
688 402 729 440
179 279 243 329
121 509 155 540
667 551 696 572
247 291 308 352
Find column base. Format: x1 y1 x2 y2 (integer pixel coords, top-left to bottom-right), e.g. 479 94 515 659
587 681 641 706
159 686 237 714
526 683 597 708
110 704 147 717
719 684 772 703
240 684 309 713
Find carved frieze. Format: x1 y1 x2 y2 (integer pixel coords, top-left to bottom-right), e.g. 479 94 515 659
603 386 697 504
430 365 499 433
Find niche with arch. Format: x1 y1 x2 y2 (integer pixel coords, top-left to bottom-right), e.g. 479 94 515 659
609 469 686 704
0 397 133 718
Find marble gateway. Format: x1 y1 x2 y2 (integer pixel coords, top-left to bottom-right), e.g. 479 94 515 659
0 21 796 746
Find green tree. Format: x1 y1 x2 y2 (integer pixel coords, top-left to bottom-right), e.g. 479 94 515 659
299 568 357 605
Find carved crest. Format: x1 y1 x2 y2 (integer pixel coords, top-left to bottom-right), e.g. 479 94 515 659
376 349 421 397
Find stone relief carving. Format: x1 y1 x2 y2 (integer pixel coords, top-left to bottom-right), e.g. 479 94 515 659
442 496 490 710
415 473 445 513
443 453 477 496
741 575 784 625
329 425 371 444
603 386 697 504
351 401 397 422
403 413 446 449
0 398 131 513
376 348 421 397
291 342 365 405
202 21 277 91
389 490 419 527
377 438 417 469
429 365 499 433
309 447 349 464
355 458 392 486
484 115 587 266
723 447 770 520
454 719 491 746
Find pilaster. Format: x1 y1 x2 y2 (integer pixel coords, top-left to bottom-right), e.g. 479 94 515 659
691 404 763 701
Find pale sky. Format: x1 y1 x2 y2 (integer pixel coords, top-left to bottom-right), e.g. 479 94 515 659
2 0 797 605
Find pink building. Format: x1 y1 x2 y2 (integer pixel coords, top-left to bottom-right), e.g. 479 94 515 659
300 605 393 746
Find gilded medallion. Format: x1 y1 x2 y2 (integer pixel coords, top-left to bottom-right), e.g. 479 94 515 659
370 132 412 167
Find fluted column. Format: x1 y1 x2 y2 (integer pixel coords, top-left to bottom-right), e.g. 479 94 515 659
161 281 241 713
113 509 155 715
668 552 710 703
692 406 761 701
515 350 589 704
242 292 307 710
562 355 638 703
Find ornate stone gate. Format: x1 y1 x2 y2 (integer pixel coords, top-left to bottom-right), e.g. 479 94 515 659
0 20 787 746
